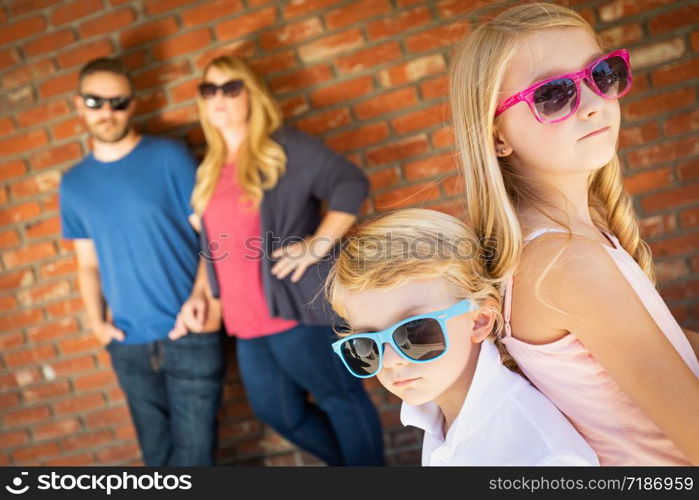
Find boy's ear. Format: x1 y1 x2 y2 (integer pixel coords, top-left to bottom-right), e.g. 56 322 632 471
470 304 497 344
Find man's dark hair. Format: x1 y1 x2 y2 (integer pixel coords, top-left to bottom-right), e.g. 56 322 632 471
78 57 134 93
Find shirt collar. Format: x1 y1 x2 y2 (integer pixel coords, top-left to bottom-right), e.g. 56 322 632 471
400 340 510 442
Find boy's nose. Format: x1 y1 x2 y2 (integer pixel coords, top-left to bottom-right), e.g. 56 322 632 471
381 343 405 368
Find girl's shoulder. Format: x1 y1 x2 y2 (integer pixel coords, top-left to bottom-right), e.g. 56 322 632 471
511 229 628 341
517 228 621 293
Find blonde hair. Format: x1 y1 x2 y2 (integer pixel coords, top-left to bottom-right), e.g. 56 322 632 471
449 2 655 284
191 56 287 214
325 208 518 371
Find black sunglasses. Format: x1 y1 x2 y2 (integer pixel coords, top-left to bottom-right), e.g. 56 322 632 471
80 94 134 111
198 80 244 98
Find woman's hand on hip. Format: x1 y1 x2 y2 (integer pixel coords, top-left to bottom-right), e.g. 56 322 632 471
270 236 333 283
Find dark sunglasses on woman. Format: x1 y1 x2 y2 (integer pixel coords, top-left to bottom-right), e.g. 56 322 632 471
80 94 134 111
198 79 245 99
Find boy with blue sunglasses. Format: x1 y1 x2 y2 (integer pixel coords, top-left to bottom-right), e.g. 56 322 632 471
325 209 598 466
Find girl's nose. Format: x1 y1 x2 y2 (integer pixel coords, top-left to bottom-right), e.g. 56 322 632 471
577 79 605 119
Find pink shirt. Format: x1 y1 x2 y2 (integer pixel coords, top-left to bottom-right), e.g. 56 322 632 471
203 163 298 339
502 228 699 465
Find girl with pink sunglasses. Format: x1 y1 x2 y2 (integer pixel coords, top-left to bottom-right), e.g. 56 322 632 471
450 3 699 465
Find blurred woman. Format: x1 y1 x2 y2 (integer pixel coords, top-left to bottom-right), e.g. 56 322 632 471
171 56 384 466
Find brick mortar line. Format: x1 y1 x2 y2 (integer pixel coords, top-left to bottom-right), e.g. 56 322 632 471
637 195 699 218
3 18 690 120
0 346 104 373
4 284 79 312
369 171 455 197
619 131 699 158
623 77 699 106
0 16 464 104
0 251 74 276
0 138 85 167
6 432 138 461
0 318 88 351
621 107 699 135
322 124 445 154
321 86 449 126
593 0 698 29
621 150 699 174
622 144 699 173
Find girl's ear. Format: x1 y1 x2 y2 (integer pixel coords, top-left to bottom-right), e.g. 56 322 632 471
493 124 513 157
470 300 498 344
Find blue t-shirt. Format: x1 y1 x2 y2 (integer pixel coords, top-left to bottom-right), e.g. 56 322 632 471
60 135 200 344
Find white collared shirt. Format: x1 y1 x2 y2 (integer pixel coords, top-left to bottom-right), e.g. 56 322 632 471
400 340 599 466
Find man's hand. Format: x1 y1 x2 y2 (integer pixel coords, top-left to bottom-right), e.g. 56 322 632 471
94 321 125 346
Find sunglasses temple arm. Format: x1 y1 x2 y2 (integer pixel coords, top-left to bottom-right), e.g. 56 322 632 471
446 300 477 317
496 90 526 116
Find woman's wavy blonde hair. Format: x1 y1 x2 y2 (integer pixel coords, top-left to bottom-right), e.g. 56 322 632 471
191 56 286 214
325 208 518 371
449 2 654 284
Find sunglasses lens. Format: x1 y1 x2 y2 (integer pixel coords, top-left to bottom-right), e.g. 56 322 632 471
222 80 244 97
533 78 577 121
83 95 103 109
592 56 630 97
341 338 380 377
393 318 446 361
110 96 132 111
198 83 218 98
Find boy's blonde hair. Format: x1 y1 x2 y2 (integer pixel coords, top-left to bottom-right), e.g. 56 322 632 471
325 208 517 370
449 2 654 284
191 56 286 214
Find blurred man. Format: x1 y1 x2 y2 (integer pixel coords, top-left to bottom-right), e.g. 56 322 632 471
59 58 223 466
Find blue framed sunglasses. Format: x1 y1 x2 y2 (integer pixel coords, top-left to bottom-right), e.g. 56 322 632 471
332 299 476 378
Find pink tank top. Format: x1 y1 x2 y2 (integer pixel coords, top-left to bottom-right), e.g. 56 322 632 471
204 163 298 339
501 228 699 465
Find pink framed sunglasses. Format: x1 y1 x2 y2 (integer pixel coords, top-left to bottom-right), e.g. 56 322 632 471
495 49 632 123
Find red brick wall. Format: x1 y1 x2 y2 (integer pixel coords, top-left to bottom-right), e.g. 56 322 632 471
1 0 697 466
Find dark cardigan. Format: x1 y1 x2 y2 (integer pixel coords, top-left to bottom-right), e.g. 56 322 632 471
201 125 369 326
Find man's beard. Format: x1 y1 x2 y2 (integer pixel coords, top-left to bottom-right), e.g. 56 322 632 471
88 119 131 143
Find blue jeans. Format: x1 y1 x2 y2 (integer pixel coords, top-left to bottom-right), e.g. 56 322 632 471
236 324 385 465
106 330 225 465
